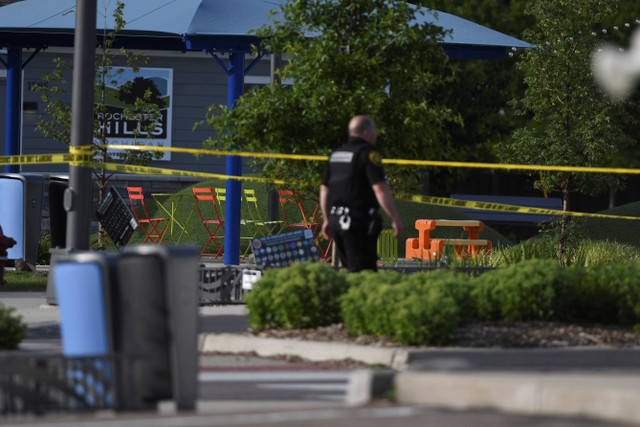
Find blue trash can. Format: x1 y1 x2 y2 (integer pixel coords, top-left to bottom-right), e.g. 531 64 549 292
0 173 43 266
53 251 116 408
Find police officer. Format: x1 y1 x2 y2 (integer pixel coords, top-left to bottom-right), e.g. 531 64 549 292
320 115 403 272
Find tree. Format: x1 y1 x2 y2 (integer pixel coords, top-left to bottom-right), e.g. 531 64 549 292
33 2 164 246
200 0 461 195
415 0 533 194
495 0 632 261
116 76 167 108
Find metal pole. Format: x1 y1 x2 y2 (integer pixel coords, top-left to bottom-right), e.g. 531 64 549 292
223 52 244 266
4 48 21 173
267 53 281 225
65 0 97 250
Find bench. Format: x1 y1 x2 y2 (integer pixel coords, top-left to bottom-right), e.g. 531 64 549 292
405 219 491 261
450 194 563 224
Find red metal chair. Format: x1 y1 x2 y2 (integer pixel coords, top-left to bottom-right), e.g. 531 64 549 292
126 186 167 244
192 187 225 258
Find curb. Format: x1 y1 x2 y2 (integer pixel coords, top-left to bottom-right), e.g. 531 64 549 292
199 333 640 425
199 333 411 370
394 371 640 425
345 369 395 406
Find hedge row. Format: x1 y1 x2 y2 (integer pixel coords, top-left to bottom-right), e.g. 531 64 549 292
244 260 640 346
0 304 26 349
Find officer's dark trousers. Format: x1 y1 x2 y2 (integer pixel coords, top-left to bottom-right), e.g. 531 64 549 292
329 220 379 272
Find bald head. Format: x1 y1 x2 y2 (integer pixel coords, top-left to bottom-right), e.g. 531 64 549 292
348 115 377 145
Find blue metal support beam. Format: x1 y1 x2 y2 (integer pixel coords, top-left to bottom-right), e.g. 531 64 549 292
224 52 245 266
4 48 21 173
244 55 262 75
21 48 42 68
209 51 247 265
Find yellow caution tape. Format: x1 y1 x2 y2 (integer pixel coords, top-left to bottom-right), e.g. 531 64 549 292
79 161 304 186
105 144 329 162
5 143 640 176
396 193 640 221
3 144 639 221
85 160 640 222
384 158 640 174
105 144 640 175
69 146 93 153
0 153 93 166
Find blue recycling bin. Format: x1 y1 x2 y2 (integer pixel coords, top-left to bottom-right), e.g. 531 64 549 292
0 173 43 265
53 251 115 408
54 252 113 357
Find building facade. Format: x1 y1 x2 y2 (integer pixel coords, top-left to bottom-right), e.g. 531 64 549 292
11 48 274 177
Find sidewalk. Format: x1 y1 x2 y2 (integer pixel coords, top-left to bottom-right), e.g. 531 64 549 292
3 292 640 425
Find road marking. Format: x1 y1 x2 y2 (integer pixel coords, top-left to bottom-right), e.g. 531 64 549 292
257 383 347 391
2 406 423 426
199 371 351 382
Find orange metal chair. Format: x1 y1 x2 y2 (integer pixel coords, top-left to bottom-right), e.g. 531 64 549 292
277 190 321 232
126 186 167 244
278 190 332 260
192 187 225 258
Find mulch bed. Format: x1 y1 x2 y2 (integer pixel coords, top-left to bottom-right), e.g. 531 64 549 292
243 321 640 348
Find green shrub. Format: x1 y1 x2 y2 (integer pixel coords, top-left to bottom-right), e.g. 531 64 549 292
37 233 51 265
244 262 348 329
578 263 640 328
340 270 406 337
390 284 459 345
405 270 475 321
0 304 27 349
341 269 460 345
564 265 618 324
472 259 567 322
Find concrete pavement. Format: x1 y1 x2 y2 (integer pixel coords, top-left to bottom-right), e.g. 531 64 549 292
3 292 640 425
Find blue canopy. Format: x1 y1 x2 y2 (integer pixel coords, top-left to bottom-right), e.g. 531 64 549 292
0 0 530 59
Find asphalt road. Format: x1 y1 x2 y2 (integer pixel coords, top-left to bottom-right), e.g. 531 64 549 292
0 404 631 426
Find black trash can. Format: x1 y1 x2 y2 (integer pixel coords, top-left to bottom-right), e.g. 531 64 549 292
113 245 199 411
48 175 69 249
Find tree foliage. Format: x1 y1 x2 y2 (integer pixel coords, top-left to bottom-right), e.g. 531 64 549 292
116 76 166 108
417 0 532 162
494 0 632 259
200 0 461 194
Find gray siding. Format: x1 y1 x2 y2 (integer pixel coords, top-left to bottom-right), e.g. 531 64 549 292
16 50 272 177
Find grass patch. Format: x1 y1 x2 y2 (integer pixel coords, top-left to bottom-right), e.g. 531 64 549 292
121 179 513 257
574 201 640 249
1 271 48 292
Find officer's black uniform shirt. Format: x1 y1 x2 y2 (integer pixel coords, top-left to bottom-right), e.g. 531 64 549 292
321 136 386 214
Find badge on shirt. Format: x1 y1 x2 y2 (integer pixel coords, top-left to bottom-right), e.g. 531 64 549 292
368 151 383 167
330 151 354 163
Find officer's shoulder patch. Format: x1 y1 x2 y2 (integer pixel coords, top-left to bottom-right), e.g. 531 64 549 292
368 151 383 167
